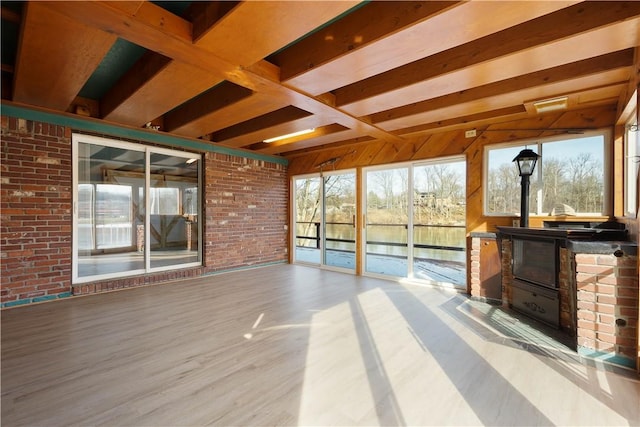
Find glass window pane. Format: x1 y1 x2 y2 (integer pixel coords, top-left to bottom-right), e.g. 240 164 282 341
365 168 409 277
294 177 322 264
149 153 200 269
76 142 145 278
486 145 530 215
541 135 604 215
413 161 466 286
323 173 356 270
485 132 607 216
95 184 132 249
625 119 638 216
77 184 94 250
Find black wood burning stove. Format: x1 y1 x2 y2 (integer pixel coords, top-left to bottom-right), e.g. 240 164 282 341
497 223 628 330
511 236 560 327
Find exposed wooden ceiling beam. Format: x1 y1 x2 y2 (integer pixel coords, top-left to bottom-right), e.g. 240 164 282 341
101 54 223 126
194 1 360 66
100 51 170 120
167 92 288 138
283 82 622 157
42 1 404 144
100 1 359 129
272 1 460 81
163 81 253 134
13 2 116 111
377 71 629 131
218 112 334 149
7 1 638 158
190 1 241 42
280 1 579 95
396 106 530 140
345 18 640 117
334 2 640 112
1 5 21 23
92 1 223 128
212 106 312 143
370 50 634 124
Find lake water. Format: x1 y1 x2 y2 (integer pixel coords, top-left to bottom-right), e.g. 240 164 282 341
295 223 466 287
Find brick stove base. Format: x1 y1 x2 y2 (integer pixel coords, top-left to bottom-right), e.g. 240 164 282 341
494 235 638 369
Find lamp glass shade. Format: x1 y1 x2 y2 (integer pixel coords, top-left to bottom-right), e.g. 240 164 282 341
512 149 540 177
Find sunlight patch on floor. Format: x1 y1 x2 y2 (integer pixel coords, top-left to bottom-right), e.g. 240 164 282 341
297 299 375 425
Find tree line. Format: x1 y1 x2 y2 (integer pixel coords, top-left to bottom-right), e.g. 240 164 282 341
487 152 604 215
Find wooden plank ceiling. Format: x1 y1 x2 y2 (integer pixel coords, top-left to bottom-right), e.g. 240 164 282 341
2 1 639 159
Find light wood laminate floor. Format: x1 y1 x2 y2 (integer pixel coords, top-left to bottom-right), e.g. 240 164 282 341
2 264 639 426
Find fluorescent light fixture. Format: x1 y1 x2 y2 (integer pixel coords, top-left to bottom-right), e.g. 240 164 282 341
186 158 198 164
263 128 315 143
533 97 568 114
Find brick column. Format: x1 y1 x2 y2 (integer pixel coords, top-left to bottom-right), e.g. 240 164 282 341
470 237 481 297
575 252 638 366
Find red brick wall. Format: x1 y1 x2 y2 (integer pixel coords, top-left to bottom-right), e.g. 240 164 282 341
575 252 638 363
1 115 289 306
469 237 481 296
204 152 288 271
1 116 73 306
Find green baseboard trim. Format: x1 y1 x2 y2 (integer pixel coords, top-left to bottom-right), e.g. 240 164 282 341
2 291 72 309
577 346 636 369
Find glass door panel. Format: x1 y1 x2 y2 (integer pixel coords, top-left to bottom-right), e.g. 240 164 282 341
365 168 409 277
76 142 145 278
413 161 466 287
294 177 322 264
323 173 356 270
149 153 200 269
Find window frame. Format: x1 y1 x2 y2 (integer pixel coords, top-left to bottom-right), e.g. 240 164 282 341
483 129 611 217
624 112 638 217
72 133 202 284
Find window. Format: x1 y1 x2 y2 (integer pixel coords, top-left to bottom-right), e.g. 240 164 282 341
484 131 609 216
624 113 638 217
72 134 201 283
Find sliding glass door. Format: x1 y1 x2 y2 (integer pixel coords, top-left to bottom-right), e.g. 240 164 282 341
293 171 356 271
294 176 322 264
293 158 465 286
364 167 409 277
323 173 356 270
73 134 201 283
364 158 466 287
412 161 466 285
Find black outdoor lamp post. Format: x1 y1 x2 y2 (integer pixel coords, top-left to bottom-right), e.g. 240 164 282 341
513 148 540 227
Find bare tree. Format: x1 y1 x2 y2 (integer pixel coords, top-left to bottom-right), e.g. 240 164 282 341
565 153 603 212
372 170 395 209
488 163 520 213
541 157 564 213
295 178 321 245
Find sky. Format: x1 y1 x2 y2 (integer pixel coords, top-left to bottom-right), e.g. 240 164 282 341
487 134 605 172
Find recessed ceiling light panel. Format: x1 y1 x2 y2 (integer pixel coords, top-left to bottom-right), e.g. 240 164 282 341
533 97 569 114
